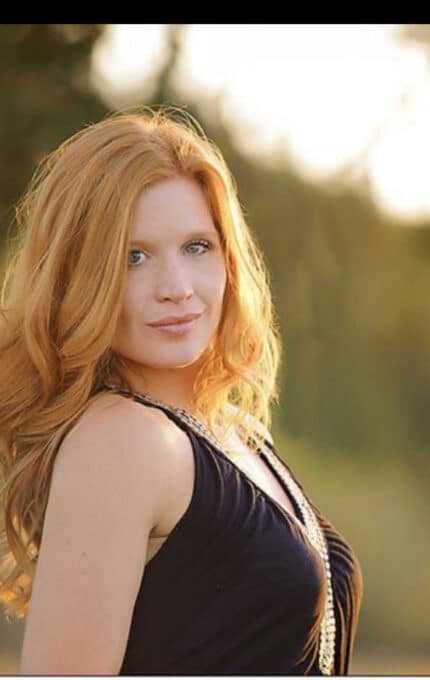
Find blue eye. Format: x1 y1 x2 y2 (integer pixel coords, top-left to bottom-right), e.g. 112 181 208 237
185 239 213 255
128 250 146 267
128 239 213 267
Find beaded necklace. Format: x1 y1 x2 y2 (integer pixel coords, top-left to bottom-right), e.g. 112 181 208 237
106 386 336 675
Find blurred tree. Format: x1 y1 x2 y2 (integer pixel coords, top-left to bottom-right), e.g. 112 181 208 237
150 24 188 104
0 24 109 246
397 24 430 63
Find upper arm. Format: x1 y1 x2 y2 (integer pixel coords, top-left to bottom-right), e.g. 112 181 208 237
20 397 169 675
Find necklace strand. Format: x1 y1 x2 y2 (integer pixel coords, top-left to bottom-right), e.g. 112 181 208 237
105 386 336 675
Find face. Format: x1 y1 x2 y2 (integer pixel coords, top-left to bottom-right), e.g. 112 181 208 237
112 176 227 389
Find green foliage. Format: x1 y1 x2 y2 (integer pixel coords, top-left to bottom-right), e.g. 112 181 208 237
0 24 109 239
274 431 430 654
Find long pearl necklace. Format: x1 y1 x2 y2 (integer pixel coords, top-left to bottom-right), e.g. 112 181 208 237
106 386 336 675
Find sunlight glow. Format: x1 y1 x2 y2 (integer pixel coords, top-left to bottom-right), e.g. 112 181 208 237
92 25 430 222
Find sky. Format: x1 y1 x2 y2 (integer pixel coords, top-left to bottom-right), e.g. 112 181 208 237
91 25 430 224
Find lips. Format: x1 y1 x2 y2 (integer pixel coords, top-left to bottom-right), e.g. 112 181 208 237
148 312 202 327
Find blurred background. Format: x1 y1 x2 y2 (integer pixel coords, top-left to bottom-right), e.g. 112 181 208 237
0 24 429 675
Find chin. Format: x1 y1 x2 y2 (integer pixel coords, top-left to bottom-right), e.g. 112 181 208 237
133 342 208 370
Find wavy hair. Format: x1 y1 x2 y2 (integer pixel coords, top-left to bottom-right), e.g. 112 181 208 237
0 105 282 619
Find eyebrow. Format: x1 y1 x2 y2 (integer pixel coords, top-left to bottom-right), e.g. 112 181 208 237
130 229 218 247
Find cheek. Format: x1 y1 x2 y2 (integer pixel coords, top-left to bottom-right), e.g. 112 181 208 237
116 279 142 326
204 257 227 300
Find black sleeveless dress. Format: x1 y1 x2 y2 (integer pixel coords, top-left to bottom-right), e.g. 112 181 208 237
116 391 363 676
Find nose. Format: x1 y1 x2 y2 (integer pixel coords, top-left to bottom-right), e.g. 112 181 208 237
154 257 194 303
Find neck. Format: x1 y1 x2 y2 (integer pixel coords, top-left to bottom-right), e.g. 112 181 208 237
114 358 209 414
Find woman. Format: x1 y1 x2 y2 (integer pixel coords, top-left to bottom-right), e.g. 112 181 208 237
0 106 363 675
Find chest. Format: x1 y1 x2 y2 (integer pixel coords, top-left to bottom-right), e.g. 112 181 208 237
149 422 301 562
225 431 299 521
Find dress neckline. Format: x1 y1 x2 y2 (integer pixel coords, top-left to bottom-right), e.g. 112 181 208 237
109 387 307 531
104 387 336 676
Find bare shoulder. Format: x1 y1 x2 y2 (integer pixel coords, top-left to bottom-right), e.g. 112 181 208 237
52 391 169 521
20 391 182 674
56 390 184 529
226 402 274 446
65 389 173 444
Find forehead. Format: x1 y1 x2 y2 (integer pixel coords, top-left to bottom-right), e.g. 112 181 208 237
131 176 217 241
